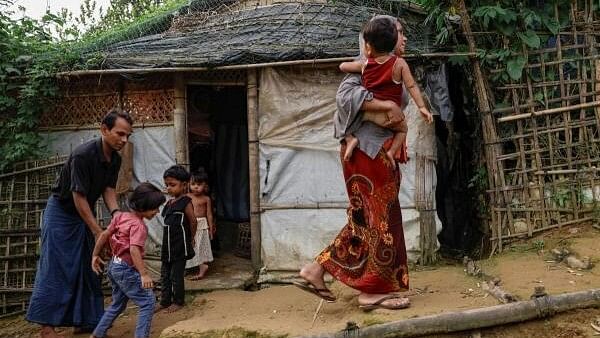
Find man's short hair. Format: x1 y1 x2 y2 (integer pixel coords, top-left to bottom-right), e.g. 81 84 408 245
102 108 133 130
163 165 191 182
362 17 398 54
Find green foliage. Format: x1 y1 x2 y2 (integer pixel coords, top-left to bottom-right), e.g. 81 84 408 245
422 0 567 84
0 0 187 171
0 2 81 171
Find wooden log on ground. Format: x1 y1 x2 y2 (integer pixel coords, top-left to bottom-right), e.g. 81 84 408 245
299 289 600 338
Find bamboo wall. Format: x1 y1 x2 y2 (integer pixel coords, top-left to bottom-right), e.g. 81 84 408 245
466 0 600 253
0 157 65 317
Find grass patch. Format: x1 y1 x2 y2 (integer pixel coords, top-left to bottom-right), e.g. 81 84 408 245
362 316 386 327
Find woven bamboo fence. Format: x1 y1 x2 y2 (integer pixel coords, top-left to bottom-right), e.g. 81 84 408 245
0 157 66 317
461 0 600 254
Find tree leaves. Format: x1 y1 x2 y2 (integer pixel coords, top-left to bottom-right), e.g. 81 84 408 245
507 56 527 81
517 30 541 48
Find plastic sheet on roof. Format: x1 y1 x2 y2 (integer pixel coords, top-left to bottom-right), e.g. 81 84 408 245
95 2 438 69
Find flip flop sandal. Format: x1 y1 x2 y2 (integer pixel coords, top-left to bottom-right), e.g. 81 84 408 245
292 281 337 302
358 294 410 312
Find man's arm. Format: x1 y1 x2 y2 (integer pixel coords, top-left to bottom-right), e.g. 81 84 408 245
91 228 112 274
103 187 120 216
73 192 103 237
130 245 153 289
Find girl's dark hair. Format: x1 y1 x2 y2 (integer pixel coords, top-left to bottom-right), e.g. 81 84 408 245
362 17 398 54
191 168 209 184
129 182 166 212
163 165 191 182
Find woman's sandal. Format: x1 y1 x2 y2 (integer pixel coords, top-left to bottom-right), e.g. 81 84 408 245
292 281 337 302
358 294 410 311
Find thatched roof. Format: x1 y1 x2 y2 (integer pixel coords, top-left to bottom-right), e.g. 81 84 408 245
94 1 439 70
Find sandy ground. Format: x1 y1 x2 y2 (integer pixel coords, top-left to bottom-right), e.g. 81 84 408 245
3 224 600 338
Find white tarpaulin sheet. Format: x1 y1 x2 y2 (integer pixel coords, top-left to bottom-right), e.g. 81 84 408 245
42 126 176 254
258 67 441 270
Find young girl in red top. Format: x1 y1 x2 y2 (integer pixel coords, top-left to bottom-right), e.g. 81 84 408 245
90 183 166 338
339 17 433 165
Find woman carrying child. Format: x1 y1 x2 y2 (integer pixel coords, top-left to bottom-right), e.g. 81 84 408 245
296 15 427 311
90 182 166 338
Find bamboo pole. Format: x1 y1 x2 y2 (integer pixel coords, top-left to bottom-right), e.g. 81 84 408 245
458 0 503 250
490 217 593 241
38 121 174 132
0 162 65 180
247 68 261 270
54 53 476 77
298 288 600 338
173 74 189 167
497 101 600 123
492 89 600 114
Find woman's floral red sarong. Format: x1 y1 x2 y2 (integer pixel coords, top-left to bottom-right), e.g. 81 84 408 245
317 140 409 294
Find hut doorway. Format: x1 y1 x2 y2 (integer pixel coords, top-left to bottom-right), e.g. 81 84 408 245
432 63 483 259
186 85 253 285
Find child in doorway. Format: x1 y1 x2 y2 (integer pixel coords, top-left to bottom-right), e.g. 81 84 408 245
186 169 216 280
339 16 433 165
90 182 166 338
157 165 197 313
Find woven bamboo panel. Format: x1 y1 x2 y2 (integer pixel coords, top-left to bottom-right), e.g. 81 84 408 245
40 93 120 127
42 74 176 128
471 0 600 253
122 89 175 124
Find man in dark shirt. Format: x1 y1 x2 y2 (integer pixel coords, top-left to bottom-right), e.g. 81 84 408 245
26 109 133 338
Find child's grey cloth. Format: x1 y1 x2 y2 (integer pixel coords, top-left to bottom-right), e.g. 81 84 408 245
334 73 408 159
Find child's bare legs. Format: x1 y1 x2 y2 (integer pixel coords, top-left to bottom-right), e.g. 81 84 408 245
362 111 407 166
188 263 209 281
343 135 359 161
387 131 407 165
198 263 208 278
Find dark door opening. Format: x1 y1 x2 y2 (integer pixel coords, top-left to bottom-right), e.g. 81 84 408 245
432 64 484 259
187 85 251 264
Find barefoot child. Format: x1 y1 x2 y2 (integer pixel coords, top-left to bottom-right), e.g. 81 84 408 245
90 183 166 338
339 17 433 164
186 170 216 280
157 165 197 313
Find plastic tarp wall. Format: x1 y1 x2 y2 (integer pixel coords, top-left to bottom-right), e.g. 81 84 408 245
258 67 441 271
41 126 176 254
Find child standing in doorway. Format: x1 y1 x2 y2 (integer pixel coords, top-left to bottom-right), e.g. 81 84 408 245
157 165 197 313
339 17 433 165
186 169 216 280
90 182 166 338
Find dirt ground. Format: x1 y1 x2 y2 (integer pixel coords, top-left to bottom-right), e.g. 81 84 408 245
2 224 600 338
